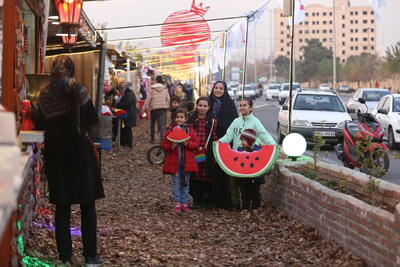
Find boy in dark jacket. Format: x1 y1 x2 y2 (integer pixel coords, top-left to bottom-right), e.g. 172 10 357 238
236 129 265 210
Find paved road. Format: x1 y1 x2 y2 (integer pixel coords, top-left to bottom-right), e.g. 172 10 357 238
252 94 400 185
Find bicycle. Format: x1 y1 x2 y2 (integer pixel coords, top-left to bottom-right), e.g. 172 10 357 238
147 145 165 165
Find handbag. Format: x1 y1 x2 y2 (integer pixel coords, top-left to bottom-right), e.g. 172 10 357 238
195 119 214 163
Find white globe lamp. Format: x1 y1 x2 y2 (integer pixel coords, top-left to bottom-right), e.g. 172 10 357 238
282 133 307 161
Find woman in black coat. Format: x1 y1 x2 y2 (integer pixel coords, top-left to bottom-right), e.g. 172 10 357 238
208 81 238 209
35 55 104 265
116 83 137 148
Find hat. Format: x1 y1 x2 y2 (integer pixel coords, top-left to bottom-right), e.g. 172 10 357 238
240 129 257 145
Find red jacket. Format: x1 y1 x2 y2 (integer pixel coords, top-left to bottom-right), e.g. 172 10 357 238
161 125 199 174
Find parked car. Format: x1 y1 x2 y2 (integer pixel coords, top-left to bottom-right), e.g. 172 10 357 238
347 88 391 114
277 90 352 144
236 86 256 100
339 85 350 92
265 83 281 100
372 94 400 149
319 84 331 91
278 82 302 105
227 88 235 100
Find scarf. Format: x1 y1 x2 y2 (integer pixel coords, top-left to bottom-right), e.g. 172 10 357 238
212 96 222 118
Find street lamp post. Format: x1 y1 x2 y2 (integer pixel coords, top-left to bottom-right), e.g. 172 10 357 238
332 0 337 92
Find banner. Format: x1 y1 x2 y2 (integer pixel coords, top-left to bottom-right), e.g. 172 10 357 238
288 0 305 25
368 0 386 18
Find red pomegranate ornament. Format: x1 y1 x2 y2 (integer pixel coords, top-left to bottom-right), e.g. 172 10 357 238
160 0 210 64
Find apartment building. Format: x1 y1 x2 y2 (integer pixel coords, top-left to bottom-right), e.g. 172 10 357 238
274 0 377 63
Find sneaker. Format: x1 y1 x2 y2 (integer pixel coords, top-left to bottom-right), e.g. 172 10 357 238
173 204 181 213
85 255 104 267
181 203 190 213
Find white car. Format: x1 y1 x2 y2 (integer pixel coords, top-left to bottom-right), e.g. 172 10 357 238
372 94 400 149
277 91 352 144
265 83 281 100
278 82 302 105
347 88 391 114
319 84 331 91
236 86 256 100
227 89 235 100
339 85 350 92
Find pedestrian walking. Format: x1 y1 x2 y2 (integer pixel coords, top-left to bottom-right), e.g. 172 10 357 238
35 55 104 265
116 81 137 147
144 75 170 143
187 97 218 209
218 98 276 210
209 81 238 210
161 108 199 213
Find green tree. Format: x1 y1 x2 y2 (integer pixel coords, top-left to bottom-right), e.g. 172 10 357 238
274 55 290 80
317 58 342 83
341 53 380 87
385 41 400 74
301 39 332 83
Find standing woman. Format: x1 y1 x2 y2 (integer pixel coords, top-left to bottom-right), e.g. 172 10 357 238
35 55 104 265
209 81 238 209
172 83 187 108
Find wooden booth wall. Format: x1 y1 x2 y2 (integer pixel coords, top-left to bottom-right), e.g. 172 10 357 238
44 52 100 102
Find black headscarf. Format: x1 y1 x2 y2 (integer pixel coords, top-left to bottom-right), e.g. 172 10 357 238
209 81 238 138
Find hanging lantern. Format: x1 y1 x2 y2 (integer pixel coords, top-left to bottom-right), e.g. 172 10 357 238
54 0 83 27
62 34 77 48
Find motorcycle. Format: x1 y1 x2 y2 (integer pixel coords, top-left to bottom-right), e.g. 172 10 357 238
335 98 390 177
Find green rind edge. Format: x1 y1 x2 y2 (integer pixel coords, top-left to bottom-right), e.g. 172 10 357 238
213 142 280 178
167 136 190 143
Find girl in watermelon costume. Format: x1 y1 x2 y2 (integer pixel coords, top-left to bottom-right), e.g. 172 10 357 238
161 108 199 213
187 97 218 209
218 98 276 210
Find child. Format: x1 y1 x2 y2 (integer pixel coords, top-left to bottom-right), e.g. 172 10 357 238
167 96 181 125
161 108 199 213
236 129 264 210
218 97 276 210
187 97 218 209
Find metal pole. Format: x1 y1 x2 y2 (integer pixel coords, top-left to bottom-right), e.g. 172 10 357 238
126 58 131 82
241 17 250 98
254 25 257 85
96 39 106 114
332 0 337 92
288 0 296 134
222 31 228 81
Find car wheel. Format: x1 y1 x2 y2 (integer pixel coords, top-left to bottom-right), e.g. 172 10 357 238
388 127 398 150
277 124 284 144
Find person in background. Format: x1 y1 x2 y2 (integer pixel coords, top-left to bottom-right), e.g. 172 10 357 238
218 98 276 210
161 108 199 213
116 81 137 148
144 75 170 143
185 101 195 115
35 55 104 265
187 97 218 209
167 95 181 125
172 83 187 108
209 81 238 210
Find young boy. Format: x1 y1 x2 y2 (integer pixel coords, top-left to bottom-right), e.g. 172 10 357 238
167 96 181 125
236 129 264 210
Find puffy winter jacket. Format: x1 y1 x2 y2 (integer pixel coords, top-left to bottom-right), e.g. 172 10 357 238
144 83 170 110
161 125 199 174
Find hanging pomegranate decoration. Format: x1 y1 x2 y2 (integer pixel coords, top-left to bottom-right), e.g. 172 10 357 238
160 0 210 64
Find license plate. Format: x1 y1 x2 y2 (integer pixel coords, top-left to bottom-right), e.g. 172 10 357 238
314 131 335 137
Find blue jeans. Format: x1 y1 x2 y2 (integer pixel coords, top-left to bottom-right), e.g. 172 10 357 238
172 173 190 203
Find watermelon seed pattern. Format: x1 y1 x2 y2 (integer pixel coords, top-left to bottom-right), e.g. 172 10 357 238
255 157 259 161
240 162 245 167
250 163 254 168
246 156 250 159
233 157 238 161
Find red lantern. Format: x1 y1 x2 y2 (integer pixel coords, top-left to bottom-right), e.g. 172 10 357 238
54 0 83 27
61 34 77 48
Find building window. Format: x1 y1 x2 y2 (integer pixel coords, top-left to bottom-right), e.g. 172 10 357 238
363 46 368 50
351 29 354 33
312 30 315 34
363 11 368 15
329 38 333 42
280 48 284 52
371 11 374 15
280 21 284 26
287 51 290 56
363 19 368 24
323 29 327 33
355 46 359 50
350 37 354 41
287 25 290 29
342 41 345 45
323 21 327 24
371 46 374 50
280 39 284 43
329 12 332 16
350 11 353 15
355 37 359 41
287 34 290 38
323 12 327 16
363 37 368 41
300 56 303 60
312 12 315 16
350 20 353 24
371 19 374 23
342 15 345 19
329 29 333 33
342 59 346 63
363 28 368 32
299 30 303 34
305 30 309 34
342 24 345 28
323 38 327 42
316 30 320 33
355 20 358 24
342 33 345 37
299 38 303 42
350 46 354 50
355 29 358 33
316 21 320 25
305 21 309 25
371 37 375 41
305 38 309 42
342 50 346 55
371 28 374 32
281 30 284 34
305 12 309 16
312 21 316 25
355 11 358 15
329 20 333 24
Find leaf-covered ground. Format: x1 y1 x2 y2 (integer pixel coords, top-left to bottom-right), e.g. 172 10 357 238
26 120 365 266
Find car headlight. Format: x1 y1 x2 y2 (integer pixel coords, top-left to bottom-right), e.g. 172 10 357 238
293 120 312 127
337 121 346 129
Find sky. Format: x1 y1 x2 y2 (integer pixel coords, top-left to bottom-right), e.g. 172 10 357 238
84 0 399 56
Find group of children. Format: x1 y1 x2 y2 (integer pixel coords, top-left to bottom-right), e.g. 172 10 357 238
160 97 276 214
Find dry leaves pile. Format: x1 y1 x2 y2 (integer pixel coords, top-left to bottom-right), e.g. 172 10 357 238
26 120 365 266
